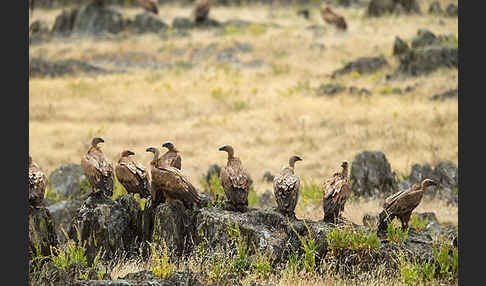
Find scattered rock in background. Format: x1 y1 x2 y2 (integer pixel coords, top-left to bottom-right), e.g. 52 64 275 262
131 13 169 34
316 83 347 96
47 164 88 201
297 9 310 19
393 36 410 56
47 200 83 243
350 151 399 198
29 207 59 259
428 1 443 14
30 57 110 78
429 88 458 101
445 3 458 17
367 0 421 17
259 189 277 208
331 56 388 78
262 171 275 183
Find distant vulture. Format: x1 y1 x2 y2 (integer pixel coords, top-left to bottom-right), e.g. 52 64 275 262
81 137 114 197
320 4 347 31
146 147 201 208
194 0 212 23
322 161 351 223
219 145 253 211
29 155 48 208
273 155 303 217
115 150 151 199
159 141 182 170
146 147 165 205
29 0 34 17
137 0 158 14
377 178 438 232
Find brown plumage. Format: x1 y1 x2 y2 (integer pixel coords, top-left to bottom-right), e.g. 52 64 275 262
378 179 438 232
219 145 253 211
29 0 34 17
320 4 347 31
158 141 182 170
115 150 151 199
146 147 201 208
81 137 114 197
137 0 158 14
29 155 48 208
273 155 302 217
322 161 351 222
146 147 165 205
194 0 212 23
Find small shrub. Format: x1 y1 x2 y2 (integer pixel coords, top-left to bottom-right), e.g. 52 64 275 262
386 222 409 243
289 220 318 273
251 245 271 279
410 214 428 232
149 240 176 280
433 240 458 281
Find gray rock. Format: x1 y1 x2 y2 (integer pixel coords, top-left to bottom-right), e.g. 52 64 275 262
194 206 328 265
30 20 50 35
29 207 59 259
297 9 310 19
429 88 458 101
367 0 420 17
51 8 79 36
315 83 346 96
428 1 443 14
30 58 109 78
72 3 125 36
349 86 372 96
47 200 83 243
259 189 276 208
332 56 388 78
393 36 410 56
397 45 458 76
202 164 221 187
446 3 458 17
68 193 143 265
411 29 438 49
172 17 195 30
47 164 88 200
350 151 399 198
132 13 169 34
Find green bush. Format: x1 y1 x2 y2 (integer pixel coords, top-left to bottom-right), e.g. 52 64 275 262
386 222 409 243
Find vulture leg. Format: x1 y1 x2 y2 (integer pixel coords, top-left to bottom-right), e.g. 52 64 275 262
400 212 411 231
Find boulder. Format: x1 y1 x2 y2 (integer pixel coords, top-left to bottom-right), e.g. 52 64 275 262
172 17 195 29
350 151 399 198
393 36 410 56
194 206 328 265
202 164 221 187
68 193 143 265
446 4 458 17
132 13 169 34
397 45 457 76
151 200 199 258
362 212 380 229
315 83 346 96
429 88 458 101
29 207 59 259
331 56 388 78
47 163 88 201
262 171 274 183
29 58 109 78
51 8 79 36
428 1 443 14
47 200 83 243
367 0 420 17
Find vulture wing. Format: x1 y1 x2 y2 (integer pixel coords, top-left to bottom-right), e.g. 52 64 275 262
157 167 201 205
273 168 300 212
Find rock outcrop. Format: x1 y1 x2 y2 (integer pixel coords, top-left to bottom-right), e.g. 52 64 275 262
367 0 420 17
350 151 399 198
331 56 388 78
29 207 59 259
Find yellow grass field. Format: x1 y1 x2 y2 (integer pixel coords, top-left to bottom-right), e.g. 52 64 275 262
29 0 458 229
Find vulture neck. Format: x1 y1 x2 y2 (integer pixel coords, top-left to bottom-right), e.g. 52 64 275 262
341 166 348 177
150 150 160 165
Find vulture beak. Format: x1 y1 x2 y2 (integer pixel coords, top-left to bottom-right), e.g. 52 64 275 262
99 138 105 143
218 146 226 151
341 162 347 168
146 148 152 152
128 151 135 156
296 156 303 161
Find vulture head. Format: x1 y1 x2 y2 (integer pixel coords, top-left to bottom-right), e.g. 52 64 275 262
289 155 303 168
91 137 105 148
421 178 438 189
121 150 135 157
218 145 235 159
146 147 160 161
162 141 176 151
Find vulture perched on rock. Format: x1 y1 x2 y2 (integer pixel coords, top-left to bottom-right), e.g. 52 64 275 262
146 147 201 208
115 150 151 199
320 4 347 31
29 155 48 208
159 141 182 170
81 137 114 197
377 178 438 232
219 145 253 211
273 155 303 218
194 0 212 23
322 161 351 223
137 0 158 14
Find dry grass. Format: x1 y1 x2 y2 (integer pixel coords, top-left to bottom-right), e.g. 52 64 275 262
30 1 457 229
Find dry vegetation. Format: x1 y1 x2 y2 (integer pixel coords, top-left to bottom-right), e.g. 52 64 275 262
29 1 458 283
